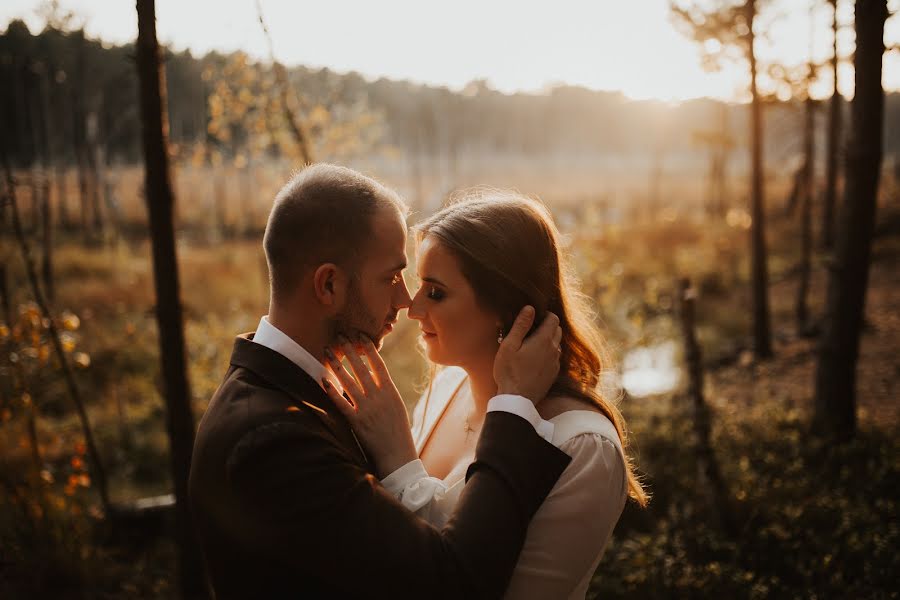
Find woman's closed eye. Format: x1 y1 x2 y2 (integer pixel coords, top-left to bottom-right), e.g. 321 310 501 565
425 286 445 301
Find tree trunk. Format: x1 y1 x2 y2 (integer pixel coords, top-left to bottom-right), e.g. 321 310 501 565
73 87 90 242
41 176 54 303
54 68 72 232
103 175 121 246
716 103 731 217
73 33 91 243
55 165 70 231
813 0 887 440
240 166 253 237
783 165 803 217
11 57 31 173
796 71 816 335
0 264 9 326
821 0 842 251
747 0 773 359
678 278 737 537
213 167 227 239
36 65 55 302
135 1 206 596
86 111 105 238
24 62 43 235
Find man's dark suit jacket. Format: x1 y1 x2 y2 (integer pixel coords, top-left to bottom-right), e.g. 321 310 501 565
188 333 571 599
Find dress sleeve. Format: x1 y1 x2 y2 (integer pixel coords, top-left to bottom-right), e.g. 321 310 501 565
502 433 628 600
380 458 458 527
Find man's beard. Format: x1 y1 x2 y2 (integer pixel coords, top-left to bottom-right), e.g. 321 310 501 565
329 279 386 348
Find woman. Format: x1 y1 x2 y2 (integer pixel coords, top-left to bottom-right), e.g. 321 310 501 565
325 190 648 599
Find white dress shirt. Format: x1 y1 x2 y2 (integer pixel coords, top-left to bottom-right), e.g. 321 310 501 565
249 316 555 484
251 316 344 395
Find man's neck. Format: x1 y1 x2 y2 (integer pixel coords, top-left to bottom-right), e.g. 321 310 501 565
267 306 329 363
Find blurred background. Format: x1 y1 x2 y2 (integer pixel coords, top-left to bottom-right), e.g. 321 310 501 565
0 0 898 597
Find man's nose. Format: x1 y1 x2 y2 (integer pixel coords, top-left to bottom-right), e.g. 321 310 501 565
393 278 412 310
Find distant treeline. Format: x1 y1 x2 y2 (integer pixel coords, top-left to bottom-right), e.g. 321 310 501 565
2 20 899 170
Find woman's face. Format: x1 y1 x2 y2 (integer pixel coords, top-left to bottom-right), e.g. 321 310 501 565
408 235 500 369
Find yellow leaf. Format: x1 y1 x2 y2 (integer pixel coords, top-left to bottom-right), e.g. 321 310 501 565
61 312 80 331
61 333 77 353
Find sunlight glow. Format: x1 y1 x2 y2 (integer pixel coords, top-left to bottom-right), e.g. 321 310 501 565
1 0 898 102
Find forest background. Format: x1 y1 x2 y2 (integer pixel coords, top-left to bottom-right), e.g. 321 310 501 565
1 0 898 598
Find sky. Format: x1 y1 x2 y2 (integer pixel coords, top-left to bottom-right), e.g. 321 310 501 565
2 0 899 102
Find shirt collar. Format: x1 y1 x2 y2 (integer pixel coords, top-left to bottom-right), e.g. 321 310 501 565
251 316 344 395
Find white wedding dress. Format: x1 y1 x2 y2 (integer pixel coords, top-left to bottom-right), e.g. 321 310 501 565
385 367 628 600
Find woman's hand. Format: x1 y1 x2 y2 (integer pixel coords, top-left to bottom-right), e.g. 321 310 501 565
322 335 418 478
494 306 563 404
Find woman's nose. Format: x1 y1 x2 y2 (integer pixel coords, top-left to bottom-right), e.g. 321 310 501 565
407 289 426 321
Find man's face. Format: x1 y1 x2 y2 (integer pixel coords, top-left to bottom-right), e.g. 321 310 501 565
331 207 411 349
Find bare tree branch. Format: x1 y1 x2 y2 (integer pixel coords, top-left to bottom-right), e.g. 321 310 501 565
255 0 315 165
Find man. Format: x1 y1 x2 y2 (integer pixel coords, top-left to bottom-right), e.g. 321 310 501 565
189 164 570 599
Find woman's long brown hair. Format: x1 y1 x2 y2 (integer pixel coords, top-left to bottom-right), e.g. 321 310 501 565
414 189 649 507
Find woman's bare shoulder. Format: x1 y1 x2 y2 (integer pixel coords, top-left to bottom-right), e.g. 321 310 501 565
537 395 600 420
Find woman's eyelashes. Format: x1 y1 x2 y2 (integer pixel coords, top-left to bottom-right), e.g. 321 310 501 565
425 285 445 301
414 275 446 301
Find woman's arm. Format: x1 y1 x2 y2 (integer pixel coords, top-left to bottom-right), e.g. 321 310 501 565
502 433 627 599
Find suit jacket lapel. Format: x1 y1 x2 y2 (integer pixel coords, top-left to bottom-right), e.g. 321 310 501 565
229 333 372 469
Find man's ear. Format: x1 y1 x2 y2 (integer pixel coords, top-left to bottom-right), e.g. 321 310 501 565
312 263 346 307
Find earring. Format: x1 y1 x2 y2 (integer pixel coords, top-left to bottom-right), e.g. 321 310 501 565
497 329 504 344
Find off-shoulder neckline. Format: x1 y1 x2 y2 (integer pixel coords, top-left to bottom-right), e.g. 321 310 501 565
414 367 622 458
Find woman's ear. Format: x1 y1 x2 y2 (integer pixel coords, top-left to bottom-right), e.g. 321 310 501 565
313 263 347 307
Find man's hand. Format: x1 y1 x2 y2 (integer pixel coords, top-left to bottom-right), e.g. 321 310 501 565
493 306 562 403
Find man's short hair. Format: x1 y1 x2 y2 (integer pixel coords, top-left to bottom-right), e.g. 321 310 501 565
263 163 407 299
